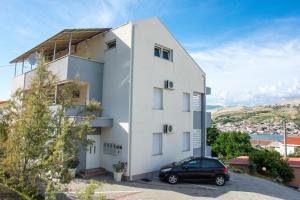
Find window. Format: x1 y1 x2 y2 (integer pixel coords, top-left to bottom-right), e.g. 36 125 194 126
152 133 162 155
106 40 116 49
184 159 201 168
162 49 170 60
153 88 163 110
72 90 80 98
182 132 190 152
183 93 190 112
154 46 161 57
154 45 172 61
201 160 222 168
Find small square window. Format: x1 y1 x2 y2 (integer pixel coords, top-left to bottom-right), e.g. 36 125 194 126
162 49 170 60
106 40 116 49
72 90 80 98
154 46 161 57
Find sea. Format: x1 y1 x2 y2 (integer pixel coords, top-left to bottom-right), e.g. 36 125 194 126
250 134 283 141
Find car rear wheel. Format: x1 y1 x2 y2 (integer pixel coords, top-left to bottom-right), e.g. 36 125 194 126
167 174 179 184
214 175 226 186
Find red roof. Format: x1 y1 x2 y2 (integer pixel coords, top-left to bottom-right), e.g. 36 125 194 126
226 156 250 165
287 158 300 167
281 137 300 145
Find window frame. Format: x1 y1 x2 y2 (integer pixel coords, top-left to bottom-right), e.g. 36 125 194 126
162 49 170 60
154 46 161 57
153 87 163 110
182 132 191 152
152 132 163 156
106 39 116 50
154 44 173 61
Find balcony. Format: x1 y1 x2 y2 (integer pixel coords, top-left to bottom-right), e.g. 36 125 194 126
11 55 104 95
50 105 113 128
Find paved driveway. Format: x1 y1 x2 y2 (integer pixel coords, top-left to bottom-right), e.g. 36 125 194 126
65 172 299 200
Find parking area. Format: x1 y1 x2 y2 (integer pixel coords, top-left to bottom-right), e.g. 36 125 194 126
64 172 299 200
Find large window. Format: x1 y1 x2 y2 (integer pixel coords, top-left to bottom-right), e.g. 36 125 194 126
183 93 190 112
182 132 190 152
153 88 163 110
152 133 162 155
154 45 173 61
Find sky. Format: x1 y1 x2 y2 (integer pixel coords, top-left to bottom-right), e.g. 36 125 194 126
1 0 300 106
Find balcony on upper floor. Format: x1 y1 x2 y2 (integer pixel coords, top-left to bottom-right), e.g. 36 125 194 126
11 55 104 97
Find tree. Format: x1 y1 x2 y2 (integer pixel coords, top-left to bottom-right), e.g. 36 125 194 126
249 150 294 183
212 131 252 160
207 127 220 146
0 54 100 199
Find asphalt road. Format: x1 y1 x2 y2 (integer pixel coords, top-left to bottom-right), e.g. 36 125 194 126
65 172 300 200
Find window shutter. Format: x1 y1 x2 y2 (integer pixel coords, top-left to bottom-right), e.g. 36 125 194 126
193 129 201 148
193 93 201 111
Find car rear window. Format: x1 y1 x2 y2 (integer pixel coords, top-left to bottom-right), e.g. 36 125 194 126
201 160 223 168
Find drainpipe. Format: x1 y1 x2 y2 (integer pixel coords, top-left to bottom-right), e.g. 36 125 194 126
128 23 135 181
200 76 207 157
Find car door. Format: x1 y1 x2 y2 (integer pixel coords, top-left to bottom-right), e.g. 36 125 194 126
180 159 203 181
199 159 220 181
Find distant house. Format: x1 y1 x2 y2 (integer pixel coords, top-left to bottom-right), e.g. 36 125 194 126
274 138 300 156
250 138 300 156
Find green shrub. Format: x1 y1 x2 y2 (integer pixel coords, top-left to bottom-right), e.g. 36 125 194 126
249 150 294 183
212 131 252 160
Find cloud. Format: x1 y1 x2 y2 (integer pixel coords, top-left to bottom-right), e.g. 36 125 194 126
75 0 142 27
190 18 300 106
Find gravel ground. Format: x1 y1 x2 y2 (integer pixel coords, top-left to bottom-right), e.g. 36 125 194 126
64 172 299 200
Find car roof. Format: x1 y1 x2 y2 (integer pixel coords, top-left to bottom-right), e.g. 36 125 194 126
193 156 219 161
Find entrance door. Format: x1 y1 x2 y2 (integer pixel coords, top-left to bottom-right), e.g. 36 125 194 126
86 134 101 169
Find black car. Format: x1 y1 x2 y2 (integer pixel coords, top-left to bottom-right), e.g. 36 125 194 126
159 157 230 186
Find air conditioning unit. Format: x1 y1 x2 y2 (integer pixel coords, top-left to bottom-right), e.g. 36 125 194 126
163 124 173 134
164 80 174 90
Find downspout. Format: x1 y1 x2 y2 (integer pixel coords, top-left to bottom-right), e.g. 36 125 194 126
201 76 207 157
128 23 135 181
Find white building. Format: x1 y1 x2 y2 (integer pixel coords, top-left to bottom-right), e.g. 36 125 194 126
10 18 210 180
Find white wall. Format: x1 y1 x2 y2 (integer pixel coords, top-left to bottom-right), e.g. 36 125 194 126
100 24 132 175
130 18 205 176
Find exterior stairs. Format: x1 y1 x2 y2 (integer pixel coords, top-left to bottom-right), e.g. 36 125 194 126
78 167 107 178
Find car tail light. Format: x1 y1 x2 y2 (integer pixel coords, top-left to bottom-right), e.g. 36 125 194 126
223 168 229 173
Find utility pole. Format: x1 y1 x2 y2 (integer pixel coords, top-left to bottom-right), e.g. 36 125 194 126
283 120 287 157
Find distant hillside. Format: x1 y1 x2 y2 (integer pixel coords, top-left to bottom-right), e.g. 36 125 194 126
212 99 300 127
